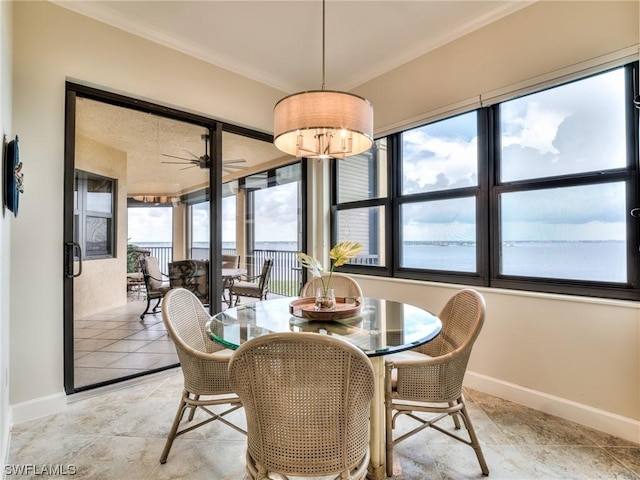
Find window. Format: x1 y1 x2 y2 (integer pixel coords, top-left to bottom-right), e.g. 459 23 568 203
333 62 639 300
74 171 115 259
222 181 238 254
333 140 389 268
243 162 305 296
183 188 210 260
496 68 629 285
400 111 480 275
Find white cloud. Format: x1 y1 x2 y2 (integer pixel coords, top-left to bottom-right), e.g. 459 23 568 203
127 207 173 243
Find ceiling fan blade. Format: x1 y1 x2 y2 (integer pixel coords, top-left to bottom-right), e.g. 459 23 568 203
162 153 192 161
162 161 191 165
223 164 248 170
184 149 201 160
223 158 247 164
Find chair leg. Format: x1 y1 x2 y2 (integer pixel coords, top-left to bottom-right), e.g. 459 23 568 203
385 397 394 478
151 297 162 313
450 400 462 429
187 394 199 421
140 297 153 321
459 399 489 476
160 394 189 464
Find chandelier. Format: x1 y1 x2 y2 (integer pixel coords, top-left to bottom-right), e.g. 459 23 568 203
273 0 373 160
131 195 180 206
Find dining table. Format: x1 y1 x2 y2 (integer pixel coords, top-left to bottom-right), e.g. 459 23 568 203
206 296 442 479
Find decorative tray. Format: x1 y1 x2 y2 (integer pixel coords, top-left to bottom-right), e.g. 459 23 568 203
289 297 361 321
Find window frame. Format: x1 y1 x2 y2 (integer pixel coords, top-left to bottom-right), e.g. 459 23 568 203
331 139 394 277
332 61 640 301
74 170 116 260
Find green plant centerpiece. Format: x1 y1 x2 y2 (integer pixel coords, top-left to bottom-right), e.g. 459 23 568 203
297 240 362 310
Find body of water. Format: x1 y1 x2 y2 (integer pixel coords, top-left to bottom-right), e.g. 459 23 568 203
135 240 627 284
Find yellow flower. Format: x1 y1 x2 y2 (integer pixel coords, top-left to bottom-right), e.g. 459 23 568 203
297 241 362 297
329 240 362 268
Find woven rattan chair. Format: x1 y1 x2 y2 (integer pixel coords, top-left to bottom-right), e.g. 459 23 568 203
300 272 363 300
159 288 245 464
384 289 489 477
229 332 375 480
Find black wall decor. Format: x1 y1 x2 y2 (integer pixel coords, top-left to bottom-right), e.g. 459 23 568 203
3 135 22 216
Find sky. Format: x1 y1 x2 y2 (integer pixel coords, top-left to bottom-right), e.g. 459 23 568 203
128 181 299 245
401 67 626 242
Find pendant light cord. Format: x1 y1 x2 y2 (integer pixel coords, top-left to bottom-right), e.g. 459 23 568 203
321 0 326 90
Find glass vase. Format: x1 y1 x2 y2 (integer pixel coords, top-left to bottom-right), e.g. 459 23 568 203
315 287 336 311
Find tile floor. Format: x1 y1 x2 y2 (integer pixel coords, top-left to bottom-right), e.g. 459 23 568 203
6 370 639 480
73 296 180 388
73 293 261 388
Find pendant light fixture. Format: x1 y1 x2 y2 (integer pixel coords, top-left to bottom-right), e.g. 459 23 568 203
273 0 373 160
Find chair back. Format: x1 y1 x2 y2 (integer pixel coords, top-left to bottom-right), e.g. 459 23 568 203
410 289 485 400
420 289 485 357
162 288 230 392
140 255 164 291
229 332 374 477
301 272 363 299
257 258 273 295
221 254 240 269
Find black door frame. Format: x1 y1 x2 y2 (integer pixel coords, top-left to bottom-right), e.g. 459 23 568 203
63 82 272 394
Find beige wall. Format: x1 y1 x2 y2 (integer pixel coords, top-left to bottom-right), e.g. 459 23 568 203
1 0 12 465
74 134 128 317
9 0 640 443
357 1 639 135
10 0 283 413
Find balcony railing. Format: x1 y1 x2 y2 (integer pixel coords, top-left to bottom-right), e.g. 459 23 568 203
139 245 376 298
250 249 301 297
144 246 173 275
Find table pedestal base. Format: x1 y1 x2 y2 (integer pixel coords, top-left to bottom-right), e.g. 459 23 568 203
367 356 387 479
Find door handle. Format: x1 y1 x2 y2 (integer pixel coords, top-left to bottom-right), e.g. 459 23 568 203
65 242 82 278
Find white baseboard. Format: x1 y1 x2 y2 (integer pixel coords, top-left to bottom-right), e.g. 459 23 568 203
465 371 640 444
10 391 66 425
1 406 10 472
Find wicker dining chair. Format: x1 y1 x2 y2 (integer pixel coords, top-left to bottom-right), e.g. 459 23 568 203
229 332 375 480
384 289 489 477
159 288 245 464
300 272 363 300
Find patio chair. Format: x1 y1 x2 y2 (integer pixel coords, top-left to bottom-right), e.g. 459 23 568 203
168 259 209 306
228 332 375 480
300 272 363 300
221 254 240 269
230 258 273 306
139 255 171 321
159 288 245 464
221 254 240 301
384 289 489 477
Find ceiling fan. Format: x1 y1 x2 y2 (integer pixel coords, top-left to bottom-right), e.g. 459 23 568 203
161 134 248 173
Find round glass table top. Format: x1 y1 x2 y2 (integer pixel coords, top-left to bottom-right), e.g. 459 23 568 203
206 296 441 357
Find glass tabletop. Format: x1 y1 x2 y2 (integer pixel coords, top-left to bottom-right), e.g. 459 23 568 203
206 296 442 357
